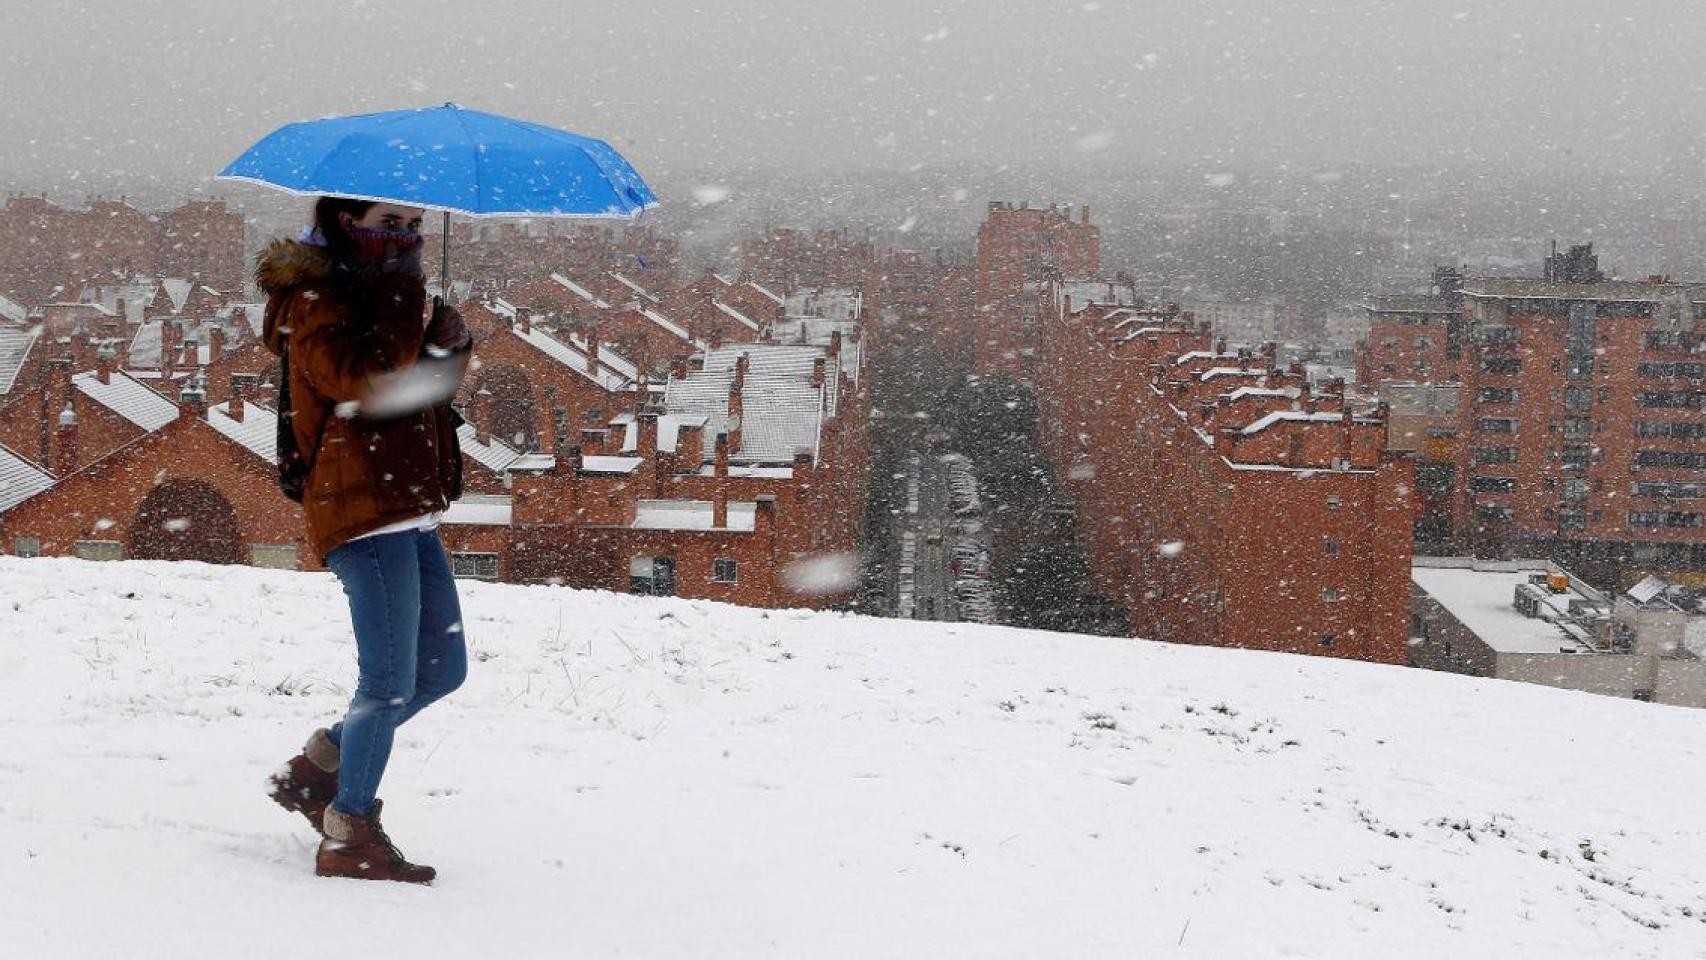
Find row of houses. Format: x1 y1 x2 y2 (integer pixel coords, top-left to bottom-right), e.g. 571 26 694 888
0 265 871 609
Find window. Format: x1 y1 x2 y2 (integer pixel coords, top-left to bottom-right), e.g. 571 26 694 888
1635 451 1706 469
1319 635 1336 648
451 552 500 581
1326 494 1341 509
1469 476 1517 493
1480 356 1521 375
1630 511 1704 529
629 555 676 596
1563 386 1593 412
1562 418 1593 440
1561 478 1589 502
1473 446 1517 465
1477 387 1518 405
1322 587 1343 602
1323 539 1339 556
73 540 121 562
1476 417 1517 434
1561 445 1591 471
1636 420 1706 439
1638 362 1706 379
1632 482 1704 500
1475 504 1516 522
249 544 299 570
712 557 739 583
13 536 41 558
1637 391 1701 409
1557 508 1587 531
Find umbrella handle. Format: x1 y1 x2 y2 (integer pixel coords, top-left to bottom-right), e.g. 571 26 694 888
439 210 451 301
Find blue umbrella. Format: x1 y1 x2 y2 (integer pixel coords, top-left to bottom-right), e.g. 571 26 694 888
217 102 659 288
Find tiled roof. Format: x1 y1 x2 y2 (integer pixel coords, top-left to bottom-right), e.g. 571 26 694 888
0 325 40 394
609 272 659 304
713 301 761 333
663 344 841 464
205 401 279 463
641 306 694 341
72 370 179 432
746 280 784 305
0 440 53 513
550 273 612 310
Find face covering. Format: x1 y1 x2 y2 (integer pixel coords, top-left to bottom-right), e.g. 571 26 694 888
347 226 424 268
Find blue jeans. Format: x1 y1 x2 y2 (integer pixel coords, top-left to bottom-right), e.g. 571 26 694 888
323 528 468 817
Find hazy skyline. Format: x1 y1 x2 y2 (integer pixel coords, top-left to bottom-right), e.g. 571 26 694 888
5 0 1705 203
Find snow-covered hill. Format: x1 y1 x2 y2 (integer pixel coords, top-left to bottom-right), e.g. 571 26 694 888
1 556 1703 959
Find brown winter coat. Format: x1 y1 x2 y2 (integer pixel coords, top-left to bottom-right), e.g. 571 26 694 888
256 239 470 561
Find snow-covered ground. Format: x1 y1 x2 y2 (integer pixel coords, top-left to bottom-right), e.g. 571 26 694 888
2 556 1704 959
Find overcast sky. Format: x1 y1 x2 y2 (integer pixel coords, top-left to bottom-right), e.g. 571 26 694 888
4 0 1704 199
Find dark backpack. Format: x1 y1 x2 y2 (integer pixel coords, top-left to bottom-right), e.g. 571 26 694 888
275 343 332 504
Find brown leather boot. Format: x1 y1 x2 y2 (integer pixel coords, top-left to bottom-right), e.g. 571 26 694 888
267 728 339 833
316 801 436 885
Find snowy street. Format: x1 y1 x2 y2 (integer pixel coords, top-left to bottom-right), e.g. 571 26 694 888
2 556 1704 958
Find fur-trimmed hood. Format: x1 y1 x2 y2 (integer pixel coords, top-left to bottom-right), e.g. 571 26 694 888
256 238 335 357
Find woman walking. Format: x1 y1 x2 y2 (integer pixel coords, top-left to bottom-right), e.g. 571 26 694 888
259 197 474 884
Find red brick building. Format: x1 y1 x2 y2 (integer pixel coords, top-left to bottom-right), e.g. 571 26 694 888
974 202 1099 379
0 195 244 305
1447 278 1706 582
1037 300 1414 662
731 228 874 292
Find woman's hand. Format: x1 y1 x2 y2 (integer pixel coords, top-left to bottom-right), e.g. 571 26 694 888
425 298 472 351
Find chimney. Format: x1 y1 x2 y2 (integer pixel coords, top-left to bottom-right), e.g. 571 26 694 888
689 353 705 373
96 345 116 385
209 325 225 362
587 325 601 378
671 357 688 380
727 383 744 455
712 477 729 529
793 450 814 472
1214 336 1227 355
161 321 176 381
53 402 78 477
1081 204 1091 224
708 326 724 351
829 329 842 359
636 412 658 460
519 307 534 335
474 388 493 445
714 431 730 477
179 377 207 418
227 375 246 423
811 355 826 387
567 443 584 473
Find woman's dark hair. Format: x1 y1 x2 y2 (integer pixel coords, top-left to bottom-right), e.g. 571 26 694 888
312 196 376 264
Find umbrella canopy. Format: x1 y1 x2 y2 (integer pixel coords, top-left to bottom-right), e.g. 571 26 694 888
216 102 657 218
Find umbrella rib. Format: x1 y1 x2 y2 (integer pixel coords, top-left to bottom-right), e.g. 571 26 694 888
446 106 483 212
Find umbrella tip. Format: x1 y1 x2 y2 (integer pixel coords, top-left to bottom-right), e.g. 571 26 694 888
443 101 460 109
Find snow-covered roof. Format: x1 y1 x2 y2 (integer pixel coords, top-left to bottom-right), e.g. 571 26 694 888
161 279 193 313
1238 410 1371 436
784 287 862 323
444 494 513 526
581 455 642 474
510 325 634 393
631 499 757 532
663 344 843 464
0 293 26 324
0 440 54 513
1225 386 1299 402
550 273 612 310
71 370 179 432
128 320 234 369
696 464 796 479
205 401 277 464
0 325 41 394
455 423 526 473
1198 366 1265 383
609 271 659 305
1411 563 1602 655
562 330 640 381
